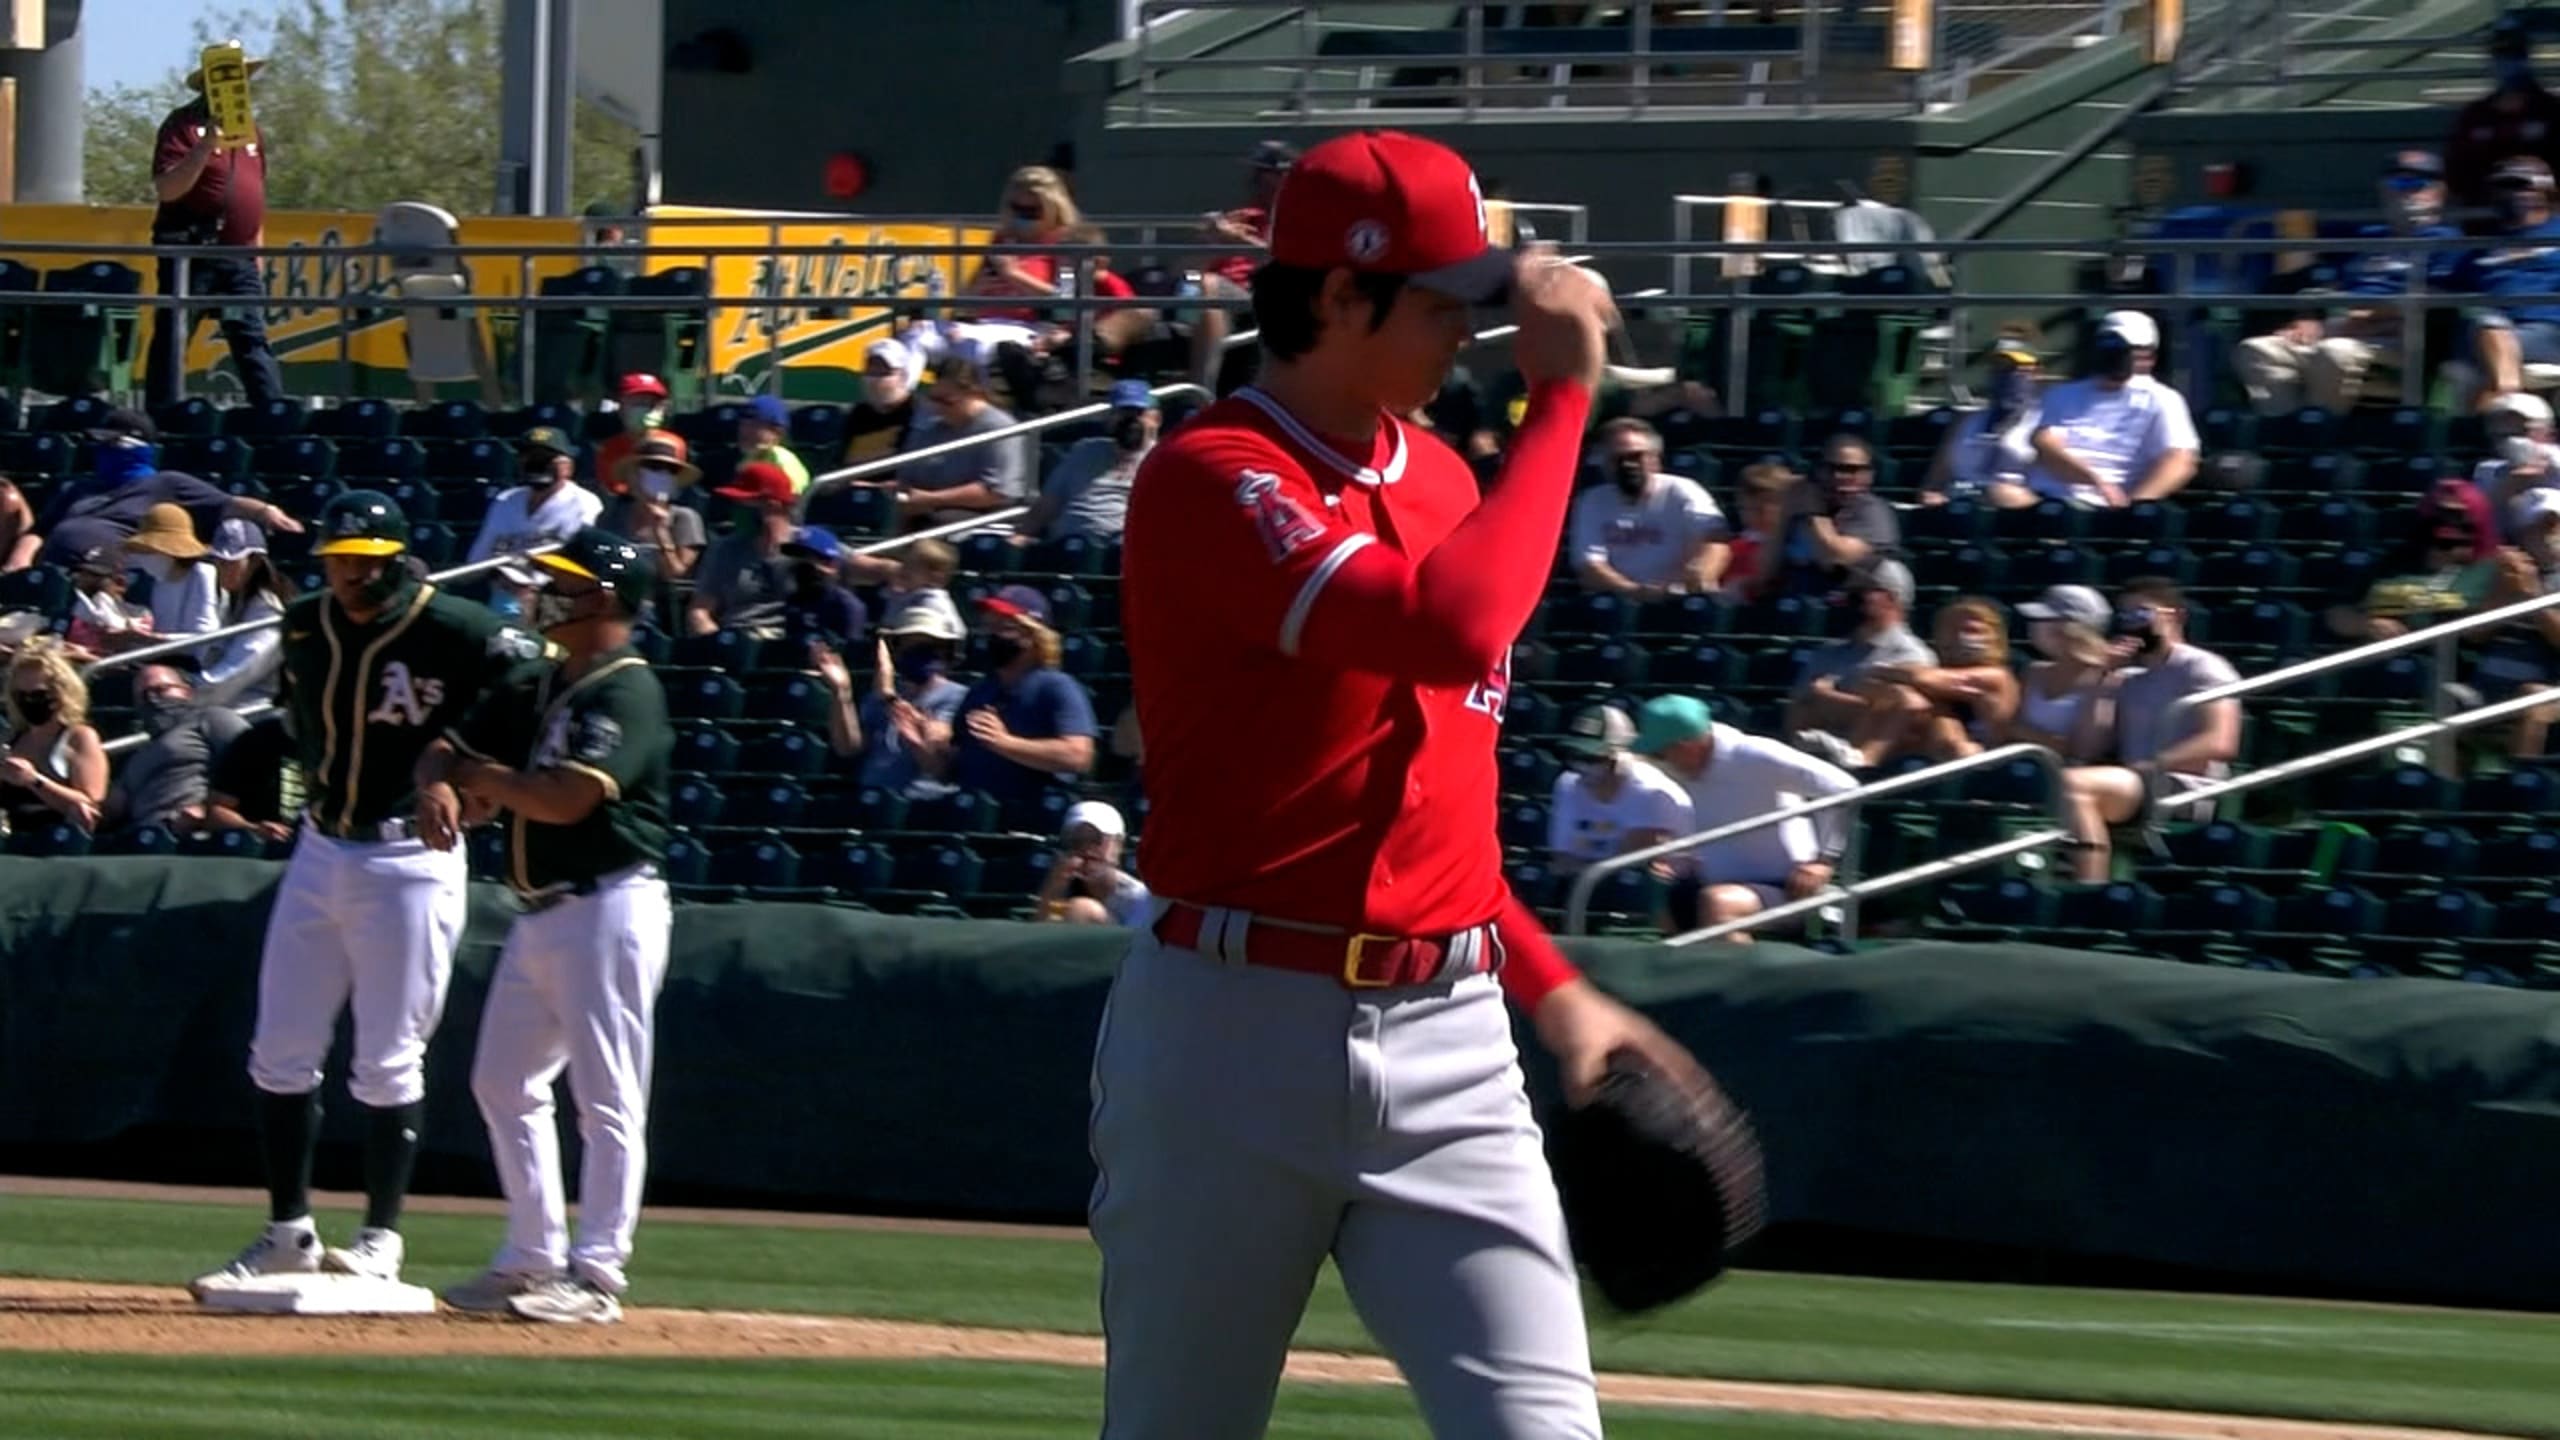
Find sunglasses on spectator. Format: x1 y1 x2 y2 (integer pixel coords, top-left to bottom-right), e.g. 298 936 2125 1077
1828 459 1874 473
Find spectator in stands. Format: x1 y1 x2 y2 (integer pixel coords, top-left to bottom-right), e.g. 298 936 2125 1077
846 339 924 468
36 410 300 571
467 424 601 619
144 49 282 413
62 546 151 660
811 604 970 799
1568 417 1729 599
119 501 223 646
1720 461 1796 603
878 537 964 640
1546 703 1691 877
2478 495 2560 756
197 520 285 708
1192 140 1295 386
2478 393 2560 531
200 712 298 843
1782 558 1936 769
1035 800 1151 926
593 373 670 496
1922 333 2042 509
778 527 870 652
1013 379 1155 547
687 461 798 638
738 394 811 498
2061 580 2242 884
936 165 1092 408
931 586 1096 815
1776 434 1899 600
2233 151 2461 417
2005 584 2119 762
603 431 707 583
2454 157 2560 409
1836 595 2022 768
1633 694 1856 944
0 639 106 835
2447 15 2560 207
2026 311 2198 508
2325 503 2496 645
881 358 1031 526
97 662 246 837
0 477 38 574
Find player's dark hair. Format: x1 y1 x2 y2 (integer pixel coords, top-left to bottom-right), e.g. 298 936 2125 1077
1250 263 1409 361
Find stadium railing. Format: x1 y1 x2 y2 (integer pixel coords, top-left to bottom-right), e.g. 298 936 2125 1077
1561 742 2069 941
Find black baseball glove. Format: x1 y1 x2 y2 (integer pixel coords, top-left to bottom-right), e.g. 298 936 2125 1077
1551 1050 1768 1315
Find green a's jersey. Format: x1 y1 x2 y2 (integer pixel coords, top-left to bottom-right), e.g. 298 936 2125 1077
457 647 672 894
279 581 549 836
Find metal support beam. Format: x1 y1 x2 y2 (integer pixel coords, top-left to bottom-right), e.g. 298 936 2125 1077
498 0 575 216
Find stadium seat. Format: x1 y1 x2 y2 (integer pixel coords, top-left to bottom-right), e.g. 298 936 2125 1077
2337 763 2459 814
669 673 747 722
2052 880 2162 934
1960 752 2052 806
2194 405 2252 454
673 725 741 776
2002 499 2086 545
2219 600 2309 652
0 564 67 618
4 821 91 857
2496 891 2560 941
2464 767 2560 816
905 789 1000 835
894 841 985 897
1651 641 1740 689
2476 824 2560 879
407 522 457 567
1939 877 2052 928
726 779 809 829
2338 406 2430 457
1500 798 1551 851
1500 745 1561 797
739 728 829 779
1555 640 1649 687
661 833 712 889
2388 888 2494 942
670 775 725 829
1545 590 1635 640
2276 497 2373 548
2103 544 2198 588
809 841 892 898
707 831 798 891
2191 881 2276 933
2186 497 2275 546
2162 819 2270 873
802 483 892 534
2359 454 2441 495
1901 497 1986 547
429 437 516 482
163 434 254 482
2008 545 2099 591
1632 591 1727 638
2275 884 2383 936
149 396 219 438
2197 545 2300 591
308 399 398 440
95 823 179 857
2256 407 2337 455
403 399 490 440
747 673 835 729
2370 823 2478 879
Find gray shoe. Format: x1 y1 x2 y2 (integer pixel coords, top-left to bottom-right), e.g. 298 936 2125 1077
190 1221 322 1299
319 1226 405 1281
441 1267 551 1315
508 1274 622 1325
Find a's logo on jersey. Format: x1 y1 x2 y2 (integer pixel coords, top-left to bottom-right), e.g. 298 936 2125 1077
367 662 444 727
572 713 622 765
1344 220 1390 263
332 509 371 537
488 627 542 662
1235 469 1325 562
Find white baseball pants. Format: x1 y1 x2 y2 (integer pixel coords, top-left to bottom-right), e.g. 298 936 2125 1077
471 868 672 1295
1088 923 1601 1440
249 826 470 1109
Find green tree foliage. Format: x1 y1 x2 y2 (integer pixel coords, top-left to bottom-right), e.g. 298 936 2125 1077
84 0 640 217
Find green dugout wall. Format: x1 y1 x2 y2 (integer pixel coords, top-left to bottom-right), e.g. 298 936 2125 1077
4 858 2557 1310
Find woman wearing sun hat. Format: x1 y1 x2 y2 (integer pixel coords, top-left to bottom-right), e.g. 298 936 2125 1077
119 501 224 646
603 430 707 582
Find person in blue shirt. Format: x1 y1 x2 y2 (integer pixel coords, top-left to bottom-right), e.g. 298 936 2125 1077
2455 155 2560 408
933 584 1096 819
2234 149 2466 415
776 526 870 652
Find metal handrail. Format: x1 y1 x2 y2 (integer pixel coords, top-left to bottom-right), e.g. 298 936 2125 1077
809 382 1212 492
2177 590 2560 713
2155 684 2560 819
1564 742 2068 937
1665 827 2071 947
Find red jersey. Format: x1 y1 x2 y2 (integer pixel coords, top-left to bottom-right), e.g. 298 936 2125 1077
151 102 267 245
1126 386 1575 939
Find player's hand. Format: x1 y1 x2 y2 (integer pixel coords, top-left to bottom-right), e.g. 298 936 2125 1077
1509 246 1617 393
1533 979 1710 1108
416 781 464 852
1785 861 1834 901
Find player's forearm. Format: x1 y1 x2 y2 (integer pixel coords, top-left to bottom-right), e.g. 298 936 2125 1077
476 766 606 826
414 738 461 790
1493 889 1580 1010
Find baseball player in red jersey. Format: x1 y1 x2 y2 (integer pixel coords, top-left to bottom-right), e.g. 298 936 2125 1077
1101 129 1712 1439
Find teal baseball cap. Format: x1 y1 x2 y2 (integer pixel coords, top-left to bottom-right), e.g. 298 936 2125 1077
1634 695 1714 755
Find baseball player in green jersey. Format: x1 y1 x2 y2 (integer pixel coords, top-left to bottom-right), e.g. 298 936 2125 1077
421 527 674 1325
194 490 550 1299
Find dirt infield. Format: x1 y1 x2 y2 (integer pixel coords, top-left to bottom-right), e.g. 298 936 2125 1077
0 1278 2516 1440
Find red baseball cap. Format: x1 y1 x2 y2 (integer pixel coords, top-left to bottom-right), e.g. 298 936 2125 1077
714 460 795 506
1268 129 1513 304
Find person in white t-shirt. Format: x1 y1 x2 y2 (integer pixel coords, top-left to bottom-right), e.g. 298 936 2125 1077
1568 417 1730 597
1634 694 1858 944
1545 703 1692 875
2027 311 2200 508
465 424 604 620
1922 333 2042 510
2475 390 2560 531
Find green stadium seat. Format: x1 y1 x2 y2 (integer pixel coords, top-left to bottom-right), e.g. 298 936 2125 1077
33 261 141 398
5 821 91 857
308 399 398 440
0 564 68 618
2053 880 2162 934
258 435 336 481
1939 876 2052 929
739 728 828 779
2 431 74 478
2104 544 2199 588
223 398 306 438
673 724 741 776
2275 884 2382 937
429 437 516 481
2389 888 2494 942
708 831 798 891
337 436 426 482
403 399 489 440
670 775 724 829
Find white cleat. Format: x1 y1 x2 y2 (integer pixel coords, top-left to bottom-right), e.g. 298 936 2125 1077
507 1274 622 1325
441 1267 551 1316
319 1226 405 1281
190 1220 322 1299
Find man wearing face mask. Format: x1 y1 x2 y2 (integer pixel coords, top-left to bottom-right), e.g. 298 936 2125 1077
2454 156 2560 408
1013 380 1160 547
593 374 670 497
688 461 800 638
37 408 300 571
1544 703 1691 878
1567 416 1729 600
2233 150 2463 416
2027 311 2199 509
420 527 674 1326
2059 578 2241 885
99 661 248 838
118 502 224 647
2447 17 2560 208
777 527 871 652
812 605 970 800
603 431 706 586
467 426 603 618
927 585 1096 820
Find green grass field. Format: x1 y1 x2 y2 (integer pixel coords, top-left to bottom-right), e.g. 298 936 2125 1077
2 1190 2556 1438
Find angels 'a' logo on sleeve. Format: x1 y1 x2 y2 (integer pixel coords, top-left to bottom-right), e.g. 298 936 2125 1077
1234 469 1326 562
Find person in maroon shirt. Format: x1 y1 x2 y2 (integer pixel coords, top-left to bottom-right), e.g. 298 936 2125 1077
2447 16 2560 208
1188 139 1295 388
144 52 283 412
